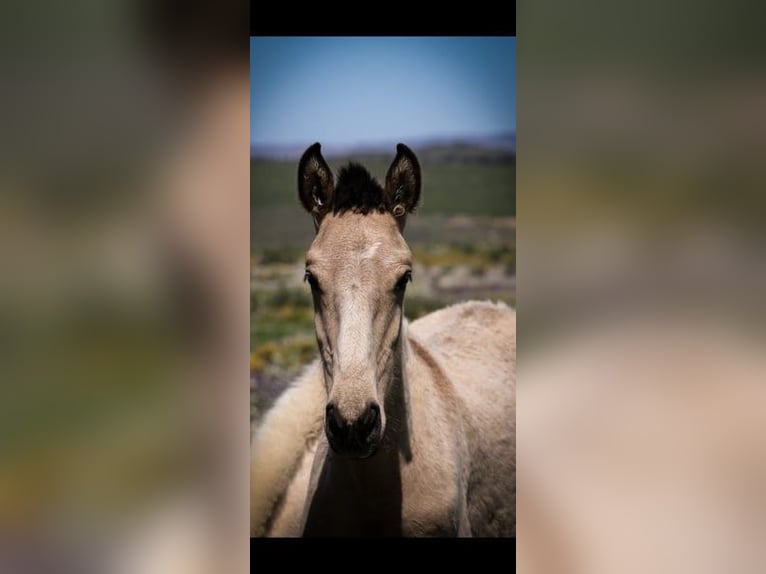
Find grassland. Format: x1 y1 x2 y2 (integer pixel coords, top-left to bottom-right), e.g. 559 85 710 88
252 157 515 216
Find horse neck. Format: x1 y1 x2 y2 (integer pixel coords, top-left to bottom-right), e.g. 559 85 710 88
382 316 413 462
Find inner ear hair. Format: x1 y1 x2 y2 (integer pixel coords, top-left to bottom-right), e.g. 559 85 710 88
298 142 334 218
385 143 421 217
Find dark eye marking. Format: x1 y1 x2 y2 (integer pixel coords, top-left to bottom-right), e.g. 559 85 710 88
304 269 321 292
394 270 412 292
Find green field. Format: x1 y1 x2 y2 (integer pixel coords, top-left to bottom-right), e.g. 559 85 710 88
251 157 515 215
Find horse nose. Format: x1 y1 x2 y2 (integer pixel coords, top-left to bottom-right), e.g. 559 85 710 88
325 401 380 454
325 403 347 442
355 402 380 441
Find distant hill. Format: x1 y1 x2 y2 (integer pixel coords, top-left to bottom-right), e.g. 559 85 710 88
250 132 516 164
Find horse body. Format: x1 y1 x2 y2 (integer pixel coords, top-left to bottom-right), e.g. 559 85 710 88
250 142 515 537
252 301 515 537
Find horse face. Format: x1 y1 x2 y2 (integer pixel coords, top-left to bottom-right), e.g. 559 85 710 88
305 211 411 457
297 143 421 458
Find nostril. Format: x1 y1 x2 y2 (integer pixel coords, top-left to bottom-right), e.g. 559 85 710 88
326 404 344 437
358 403 380 437
365 403 379 426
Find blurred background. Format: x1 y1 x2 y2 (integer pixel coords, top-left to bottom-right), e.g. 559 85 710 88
250 37 517 425
518 1 766 571
0 1 249 573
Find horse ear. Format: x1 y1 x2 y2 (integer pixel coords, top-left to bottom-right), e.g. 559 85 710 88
298 142 334 224
385 143 421 221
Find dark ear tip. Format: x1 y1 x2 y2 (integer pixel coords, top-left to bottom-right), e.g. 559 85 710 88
299 142 323 168
395 143 419 165
301 142 322 157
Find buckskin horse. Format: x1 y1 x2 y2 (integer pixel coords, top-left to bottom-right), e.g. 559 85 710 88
251 143 515 536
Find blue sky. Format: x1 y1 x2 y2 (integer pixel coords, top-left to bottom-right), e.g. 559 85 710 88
250 37 515 147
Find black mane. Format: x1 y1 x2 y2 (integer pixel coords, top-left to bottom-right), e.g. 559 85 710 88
331 163 387 215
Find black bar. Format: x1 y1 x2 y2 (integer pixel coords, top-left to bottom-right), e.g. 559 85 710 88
251 3 516 37
250 537 517 569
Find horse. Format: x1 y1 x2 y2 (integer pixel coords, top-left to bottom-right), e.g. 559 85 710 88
250 143 516 537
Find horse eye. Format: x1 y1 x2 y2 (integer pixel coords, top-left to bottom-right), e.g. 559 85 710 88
304 270 320 291
394 270 412 292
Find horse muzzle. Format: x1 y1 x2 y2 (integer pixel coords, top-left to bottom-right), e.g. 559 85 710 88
325 402 382 458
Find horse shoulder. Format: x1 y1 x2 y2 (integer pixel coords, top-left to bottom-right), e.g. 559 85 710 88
250 360 325 536
409 300 516 382
408 300 516 536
